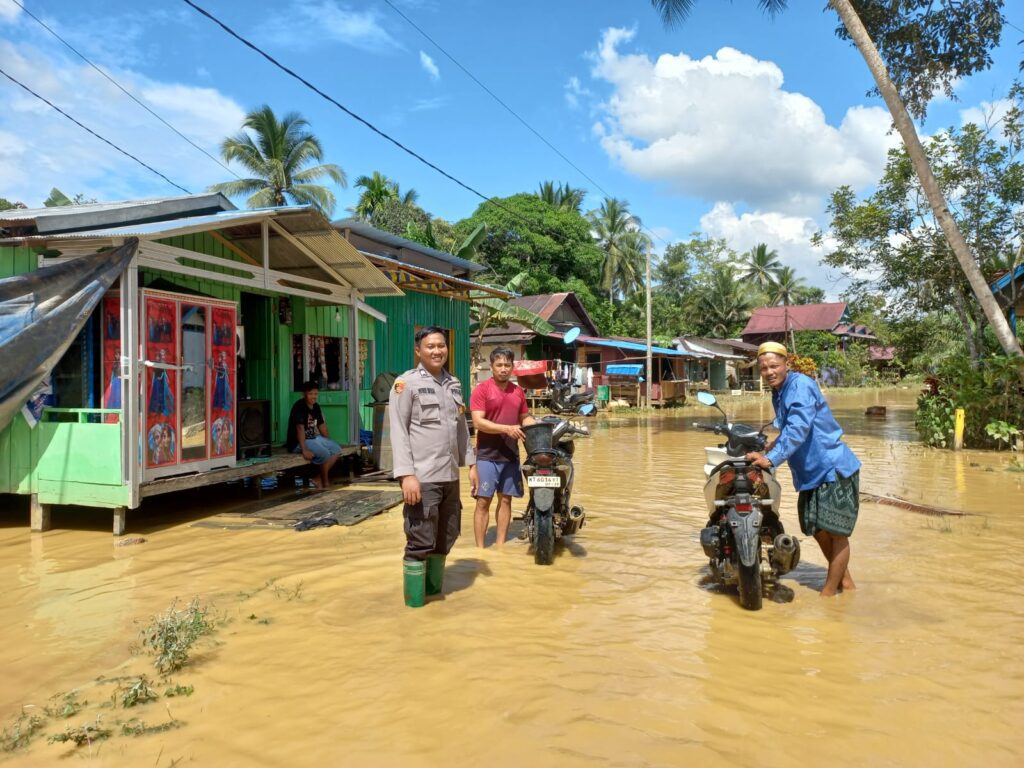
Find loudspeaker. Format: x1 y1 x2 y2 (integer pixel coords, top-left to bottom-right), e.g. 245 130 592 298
237 399 271 458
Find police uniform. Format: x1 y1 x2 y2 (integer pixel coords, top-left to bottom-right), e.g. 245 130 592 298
389 363 475 562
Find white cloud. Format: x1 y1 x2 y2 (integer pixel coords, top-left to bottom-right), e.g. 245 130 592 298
260 1 400 52
700 202 847 298
0 39 247 206
960 98 1014 130
410 96 447 112
0 0 21 22
419 50 440 82
564 76 591 109
589 28 898 215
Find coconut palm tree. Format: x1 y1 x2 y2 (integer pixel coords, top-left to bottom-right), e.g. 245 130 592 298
209 105 346 216
694 263 755 337
589 197 642 304
770 266 807 307
353 171 418 221
536 181 587 213
470 271 555 384
739 243 782 293
650 0 1023 365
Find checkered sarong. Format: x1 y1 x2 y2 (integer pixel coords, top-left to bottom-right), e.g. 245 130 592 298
797 470 860 537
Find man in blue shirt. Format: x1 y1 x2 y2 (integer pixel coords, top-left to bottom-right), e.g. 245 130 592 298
746 342 861 597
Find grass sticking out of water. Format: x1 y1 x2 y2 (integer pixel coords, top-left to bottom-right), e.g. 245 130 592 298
139 597 215 676
1 709 45 752
47 716 111 747
164 684 194 698
120 717 183 737
44 691 84 719
116 676 158 708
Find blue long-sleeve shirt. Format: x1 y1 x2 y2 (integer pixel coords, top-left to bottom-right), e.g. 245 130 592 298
764 371 861 491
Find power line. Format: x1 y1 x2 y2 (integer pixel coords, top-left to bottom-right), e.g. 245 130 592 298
0 66 191 194
180 0 654 254
380 0 670 249
10 0 240 180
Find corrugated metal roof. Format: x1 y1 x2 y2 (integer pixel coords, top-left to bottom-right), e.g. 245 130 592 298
741 303 848 335
14 209 271 239
991 263 1024 292
0 192 233 222
366 252 508 297
334 217 485 274
576 336 691 356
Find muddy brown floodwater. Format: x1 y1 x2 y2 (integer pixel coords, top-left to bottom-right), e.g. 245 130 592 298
1 389 1023 767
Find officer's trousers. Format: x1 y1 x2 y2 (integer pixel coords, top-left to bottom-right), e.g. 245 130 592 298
404 480 461 561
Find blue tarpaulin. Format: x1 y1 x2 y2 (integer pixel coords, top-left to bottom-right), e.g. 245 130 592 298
606 364 643 376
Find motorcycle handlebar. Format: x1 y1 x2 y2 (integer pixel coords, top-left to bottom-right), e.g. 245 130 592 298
692 422 719 432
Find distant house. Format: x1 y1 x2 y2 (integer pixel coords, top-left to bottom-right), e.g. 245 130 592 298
673 336 759 391
991 263 1024 334
475 291 599 365
741 302 875 349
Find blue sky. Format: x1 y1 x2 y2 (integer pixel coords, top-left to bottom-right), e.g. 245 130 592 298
1 0 1021 293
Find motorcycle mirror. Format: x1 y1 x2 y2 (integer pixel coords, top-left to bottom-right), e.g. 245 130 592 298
563 326 581 344
696 391 718 407
578 403 596 416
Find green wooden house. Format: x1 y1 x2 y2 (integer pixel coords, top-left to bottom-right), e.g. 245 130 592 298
0 195 401 533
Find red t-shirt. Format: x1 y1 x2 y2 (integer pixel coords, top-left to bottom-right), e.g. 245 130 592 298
469 377 528 462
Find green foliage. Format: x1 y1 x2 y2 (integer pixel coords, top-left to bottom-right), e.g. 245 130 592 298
916 356 1024 448
536 181 586 213
985 420 1021 449
139 598 215 676
47 717 111 747
120 717 183 737
164 685 194 698
115 677 158 708
209 105 346 216
0 196 23 211
44 692 84 719
1 709 45 752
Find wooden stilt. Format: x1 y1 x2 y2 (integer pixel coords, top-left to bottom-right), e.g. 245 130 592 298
30 495 52 532
113 507 127 536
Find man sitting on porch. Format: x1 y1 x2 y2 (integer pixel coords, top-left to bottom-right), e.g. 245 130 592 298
287 381 343 489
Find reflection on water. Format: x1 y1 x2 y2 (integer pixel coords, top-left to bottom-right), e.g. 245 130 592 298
1 389 1022 766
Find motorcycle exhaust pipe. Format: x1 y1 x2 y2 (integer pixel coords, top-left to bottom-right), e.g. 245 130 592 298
563 505 586 534
770 533 801 574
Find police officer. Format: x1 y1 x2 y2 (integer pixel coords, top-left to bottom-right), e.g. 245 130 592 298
389 326 475 607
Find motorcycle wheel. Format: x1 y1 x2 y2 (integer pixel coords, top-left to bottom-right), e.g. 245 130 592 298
737 561 763 610
534 513 555 565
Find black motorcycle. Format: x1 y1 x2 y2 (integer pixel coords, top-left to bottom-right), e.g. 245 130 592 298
548 379 596 416
521 416 589 564
694 392 800 610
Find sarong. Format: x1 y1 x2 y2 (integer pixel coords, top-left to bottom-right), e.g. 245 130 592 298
797 470 859 537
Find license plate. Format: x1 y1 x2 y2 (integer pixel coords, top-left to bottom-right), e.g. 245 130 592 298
527 475 561 488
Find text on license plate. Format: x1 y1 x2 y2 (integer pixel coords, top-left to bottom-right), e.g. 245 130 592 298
527 475 561 488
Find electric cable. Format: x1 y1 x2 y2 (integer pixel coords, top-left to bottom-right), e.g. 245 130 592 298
380 0 669 248
0 66 192 194
10 0 240 180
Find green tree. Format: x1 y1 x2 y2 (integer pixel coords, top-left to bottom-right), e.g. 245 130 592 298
689 263 756 337
651 0 1023 365
769 266 808 307
470 271 555 383
353 171 418 221
588 197 642 304
43 188 97 206
536 181 587 213
818 97 1024 364
739 243 782 293
209 105 346 217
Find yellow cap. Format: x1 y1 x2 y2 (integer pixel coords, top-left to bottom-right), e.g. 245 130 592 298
757 341 789 358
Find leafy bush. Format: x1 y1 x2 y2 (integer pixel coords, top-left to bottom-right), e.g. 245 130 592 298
788 354 818 378
915 356 1024 448
139 598 215 676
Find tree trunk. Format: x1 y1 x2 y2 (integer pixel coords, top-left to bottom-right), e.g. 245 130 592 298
949 288 980 364
829 0 1024 373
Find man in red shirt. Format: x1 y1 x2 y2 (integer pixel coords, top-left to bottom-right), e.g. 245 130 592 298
469 347 535 548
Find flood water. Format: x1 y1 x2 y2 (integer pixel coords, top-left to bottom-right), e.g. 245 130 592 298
1 388 1023 766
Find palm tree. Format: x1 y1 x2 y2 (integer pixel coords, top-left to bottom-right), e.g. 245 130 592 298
470 271 555 384
650 0 1023 367
612 229 650 299
209 106 346 216
769 266 806 307
589 197 641 304
352 171 419 222
536 181 587 213
694 264 755 337
739 243 781 293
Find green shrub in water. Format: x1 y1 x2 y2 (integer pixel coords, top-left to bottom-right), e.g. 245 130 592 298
139 598 215 676
1 709 45 752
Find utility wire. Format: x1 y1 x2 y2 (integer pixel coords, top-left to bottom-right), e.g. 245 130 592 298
181 0 640 252
10 0 240 180
0 66 192 194
380 0 670 249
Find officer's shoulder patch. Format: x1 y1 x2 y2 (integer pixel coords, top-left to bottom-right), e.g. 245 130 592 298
393 378 405 394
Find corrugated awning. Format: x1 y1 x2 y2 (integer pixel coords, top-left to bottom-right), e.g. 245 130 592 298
365 252 510 301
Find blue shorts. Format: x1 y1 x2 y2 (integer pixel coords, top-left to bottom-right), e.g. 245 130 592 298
293 436 342 465
475 459 523 499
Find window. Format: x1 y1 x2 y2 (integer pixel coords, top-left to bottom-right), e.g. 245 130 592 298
292 334 348 391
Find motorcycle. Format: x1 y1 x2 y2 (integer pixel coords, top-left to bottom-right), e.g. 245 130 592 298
693 391 800 610
521 412 591 564
548 379 596 416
